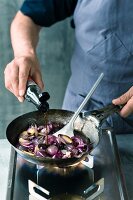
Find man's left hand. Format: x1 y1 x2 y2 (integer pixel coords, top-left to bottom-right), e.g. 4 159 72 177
112 86 133 117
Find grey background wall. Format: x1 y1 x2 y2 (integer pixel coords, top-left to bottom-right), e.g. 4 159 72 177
0 0 74 139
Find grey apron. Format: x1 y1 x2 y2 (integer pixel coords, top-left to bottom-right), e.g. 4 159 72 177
62 0 133 134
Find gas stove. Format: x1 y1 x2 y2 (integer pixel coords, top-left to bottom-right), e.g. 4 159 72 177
6 130 128 200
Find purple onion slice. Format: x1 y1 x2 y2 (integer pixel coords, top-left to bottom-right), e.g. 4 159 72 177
17 122 92 159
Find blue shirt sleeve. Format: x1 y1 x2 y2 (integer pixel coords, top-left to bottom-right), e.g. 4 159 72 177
20 0 77 27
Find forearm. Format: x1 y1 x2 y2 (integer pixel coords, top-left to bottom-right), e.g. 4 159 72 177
11 11 41 58
5 11 44 100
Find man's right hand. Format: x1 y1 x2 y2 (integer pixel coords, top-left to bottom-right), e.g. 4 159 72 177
4 54 44 102
4 10 43 102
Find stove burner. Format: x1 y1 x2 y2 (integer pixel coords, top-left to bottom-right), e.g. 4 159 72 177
28 178 104 200
52 194 85 200
28 154 104 200
81 155 93 168
35 155 94 177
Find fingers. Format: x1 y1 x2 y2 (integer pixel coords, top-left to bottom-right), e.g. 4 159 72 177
113 87 133 105
4 60 19 96
18 61 30 97
32 71 44 90
112 86 133 117
119 97 133 117
10 61 19 96
4 55 43 102
4 59 29 102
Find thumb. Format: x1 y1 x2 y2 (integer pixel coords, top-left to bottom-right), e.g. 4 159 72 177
32 72 44 90
112 88 133 105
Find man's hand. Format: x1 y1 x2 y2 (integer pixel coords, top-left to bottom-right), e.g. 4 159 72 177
4 11 44 102
4 54 44 102
112 86 133 117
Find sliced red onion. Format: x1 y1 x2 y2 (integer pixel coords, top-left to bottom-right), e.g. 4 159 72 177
46 145 58 156
47 135 57 145
17 123 91 159
19 138 32 146
52 150 63 159
35 150 47 157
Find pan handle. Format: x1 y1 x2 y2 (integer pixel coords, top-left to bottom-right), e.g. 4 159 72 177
83 104 123 124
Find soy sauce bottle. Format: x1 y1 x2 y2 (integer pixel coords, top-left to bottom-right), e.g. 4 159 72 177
25 80 50 112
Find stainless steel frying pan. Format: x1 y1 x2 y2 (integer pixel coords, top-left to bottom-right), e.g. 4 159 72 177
6 104 121 168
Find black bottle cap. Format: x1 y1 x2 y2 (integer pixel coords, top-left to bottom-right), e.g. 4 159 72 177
39 92 50 103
